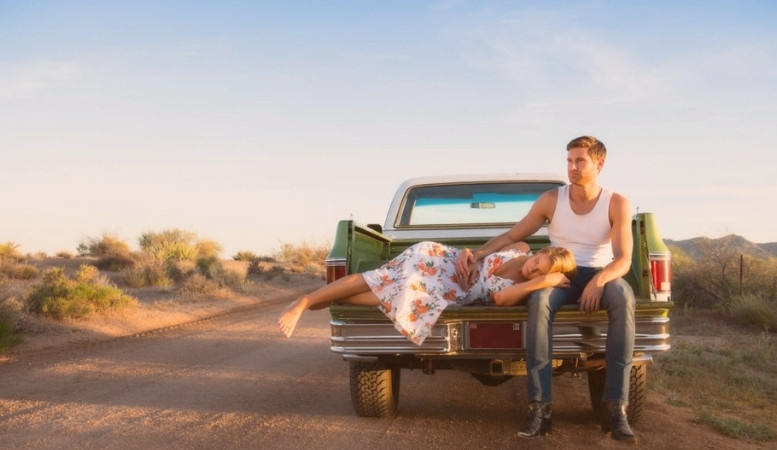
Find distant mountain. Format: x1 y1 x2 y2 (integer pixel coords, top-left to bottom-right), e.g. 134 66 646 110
665 234 777 259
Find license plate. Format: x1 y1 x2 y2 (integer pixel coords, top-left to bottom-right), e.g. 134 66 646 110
467 322 523 349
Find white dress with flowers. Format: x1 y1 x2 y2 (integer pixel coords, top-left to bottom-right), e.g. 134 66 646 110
361 241 526 345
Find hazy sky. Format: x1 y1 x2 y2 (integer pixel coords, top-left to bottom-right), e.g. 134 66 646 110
2 1 776 257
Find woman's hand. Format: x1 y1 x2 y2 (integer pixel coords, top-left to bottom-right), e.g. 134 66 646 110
455 248 477 289
543 272 570 289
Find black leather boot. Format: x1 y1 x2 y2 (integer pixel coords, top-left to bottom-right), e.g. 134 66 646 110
517 401 552 438
601 402 637 443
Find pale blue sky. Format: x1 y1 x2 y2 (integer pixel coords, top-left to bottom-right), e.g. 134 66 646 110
2 1 776 257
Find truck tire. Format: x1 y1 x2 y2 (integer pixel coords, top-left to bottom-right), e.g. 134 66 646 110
349 361 400 417
587 364 647 424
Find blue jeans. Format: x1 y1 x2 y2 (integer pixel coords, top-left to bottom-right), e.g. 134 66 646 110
525 267 635 404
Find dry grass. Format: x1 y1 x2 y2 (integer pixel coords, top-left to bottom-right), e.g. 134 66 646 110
652 308 777 442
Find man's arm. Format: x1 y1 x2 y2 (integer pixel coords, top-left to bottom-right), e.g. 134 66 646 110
578 192 633 313
455 190 556 284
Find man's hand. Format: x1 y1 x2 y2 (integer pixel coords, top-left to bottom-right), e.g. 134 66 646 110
578 279 604 314
455 248 477 289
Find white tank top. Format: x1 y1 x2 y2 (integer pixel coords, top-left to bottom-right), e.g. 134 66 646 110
548 185 614 268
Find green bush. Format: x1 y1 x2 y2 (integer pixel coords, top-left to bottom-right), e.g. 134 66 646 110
194 256 245 291
28 266 138 320
0 316 23 353
196 255 220 277
0 291 24 352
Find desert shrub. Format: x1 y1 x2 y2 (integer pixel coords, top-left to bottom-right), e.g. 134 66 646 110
728 294 777 331
96 253 137 271
274 241 328 267
219 266 247 290
194 256 246 290
56 251 74 259
246 255 278 275
120 258 172 288
138 229 219 263
0 315 23 352
178 273 223 298
196 256 220 277
28 267 138 320
1 262 40 280
252 264 287 280
75 264 100 283
0 293 24 352
0 242 23 262
195 239 222 260
167 260 197 283
671 242 777 310
81 233 131 257
79 233 136 271
233 251 258 262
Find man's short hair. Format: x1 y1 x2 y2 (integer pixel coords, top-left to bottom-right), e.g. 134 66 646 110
567 135 606 161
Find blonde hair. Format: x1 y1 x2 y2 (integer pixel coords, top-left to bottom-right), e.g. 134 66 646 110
538 246 577 278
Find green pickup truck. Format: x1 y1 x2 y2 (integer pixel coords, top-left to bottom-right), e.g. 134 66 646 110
326 173 672 423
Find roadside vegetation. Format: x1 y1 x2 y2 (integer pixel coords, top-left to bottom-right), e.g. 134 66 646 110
0 235 328 351
653 237 777 443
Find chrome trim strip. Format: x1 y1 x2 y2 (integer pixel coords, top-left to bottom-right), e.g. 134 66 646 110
330 318 671 356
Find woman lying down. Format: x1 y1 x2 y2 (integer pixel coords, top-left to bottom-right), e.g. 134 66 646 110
278 240 576 345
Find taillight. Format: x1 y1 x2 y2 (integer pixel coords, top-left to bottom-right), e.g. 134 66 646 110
649 252 672 302
326 260 347 284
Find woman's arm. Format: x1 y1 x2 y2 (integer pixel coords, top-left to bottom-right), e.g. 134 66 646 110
491 273 569 307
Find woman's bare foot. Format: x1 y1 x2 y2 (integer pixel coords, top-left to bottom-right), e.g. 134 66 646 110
278 298 307 338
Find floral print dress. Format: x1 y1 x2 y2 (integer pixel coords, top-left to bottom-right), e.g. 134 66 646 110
361 241 527 345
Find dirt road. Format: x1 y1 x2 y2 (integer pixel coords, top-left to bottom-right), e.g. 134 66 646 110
0 299 757 449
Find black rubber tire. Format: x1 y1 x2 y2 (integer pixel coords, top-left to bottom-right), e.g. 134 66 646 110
349 361 400 417
587 364 647 424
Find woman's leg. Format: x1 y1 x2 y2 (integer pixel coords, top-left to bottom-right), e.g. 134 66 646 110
278 273 378 338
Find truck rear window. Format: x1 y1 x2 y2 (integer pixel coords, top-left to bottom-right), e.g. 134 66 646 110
396 182 561 227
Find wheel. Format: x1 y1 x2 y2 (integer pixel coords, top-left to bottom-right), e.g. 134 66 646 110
349 361 400 417
587 364 647 424
628 364 647 423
